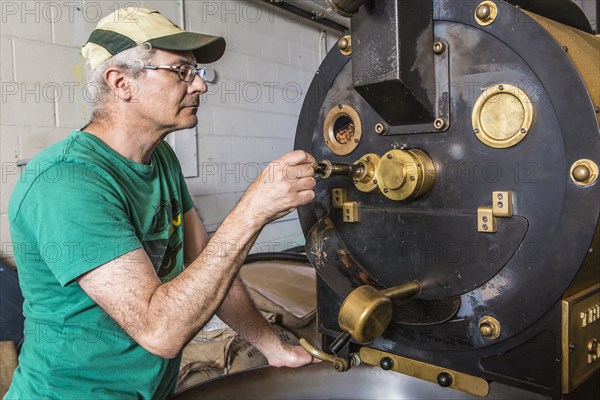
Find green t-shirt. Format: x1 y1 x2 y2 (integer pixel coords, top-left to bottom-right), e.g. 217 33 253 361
6 130 195 399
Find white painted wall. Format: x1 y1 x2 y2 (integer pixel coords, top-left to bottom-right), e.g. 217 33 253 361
0 0 341 266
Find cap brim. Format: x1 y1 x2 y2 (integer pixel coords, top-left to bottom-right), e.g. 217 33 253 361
148 32 226 64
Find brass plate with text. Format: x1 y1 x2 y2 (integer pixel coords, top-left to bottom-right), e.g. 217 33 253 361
562 283 600 393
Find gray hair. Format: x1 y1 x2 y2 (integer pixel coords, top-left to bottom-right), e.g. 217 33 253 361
85 42 155 120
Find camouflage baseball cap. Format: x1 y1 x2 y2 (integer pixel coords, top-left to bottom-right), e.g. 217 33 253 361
82 8 226 70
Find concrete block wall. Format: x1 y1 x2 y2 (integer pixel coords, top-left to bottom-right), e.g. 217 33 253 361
0 0 341 266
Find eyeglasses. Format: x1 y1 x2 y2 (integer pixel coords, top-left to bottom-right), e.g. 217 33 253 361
143 64 206 83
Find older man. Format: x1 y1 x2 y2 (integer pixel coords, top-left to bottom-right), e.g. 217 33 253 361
6 8 316 399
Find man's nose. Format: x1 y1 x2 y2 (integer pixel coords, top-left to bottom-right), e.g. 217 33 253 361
189 73 207 95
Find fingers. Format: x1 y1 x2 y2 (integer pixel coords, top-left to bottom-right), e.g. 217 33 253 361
278 150 317 169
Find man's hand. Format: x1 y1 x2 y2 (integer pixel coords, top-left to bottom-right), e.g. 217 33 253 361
238 150 317 226
260 341 319 368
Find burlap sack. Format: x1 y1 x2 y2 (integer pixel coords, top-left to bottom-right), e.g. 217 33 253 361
177 314 299 390
239 261 316 329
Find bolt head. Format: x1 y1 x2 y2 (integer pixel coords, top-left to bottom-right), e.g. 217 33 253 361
480 322 494 337
476 4 491 20
338 37 349 51
433 41 445 54
434 118 447 130
573 165 591 182
437 372 453 388
380 357 394 371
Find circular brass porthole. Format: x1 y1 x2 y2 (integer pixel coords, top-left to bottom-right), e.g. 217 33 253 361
472 84 534 149
323 104 362 156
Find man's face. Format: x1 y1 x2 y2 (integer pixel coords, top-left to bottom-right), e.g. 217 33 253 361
132 49 207 133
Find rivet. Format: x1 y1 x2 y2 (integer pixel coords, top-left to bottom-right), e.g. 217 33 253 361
387 154 393 159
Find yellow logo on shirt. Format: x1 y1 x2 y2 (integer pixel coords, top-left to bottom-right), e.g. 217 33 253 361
169 213 182 236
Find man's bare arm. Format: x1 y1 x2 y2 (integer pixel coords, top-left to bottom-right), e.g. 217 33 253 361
183 208 313 367
77 151 316 359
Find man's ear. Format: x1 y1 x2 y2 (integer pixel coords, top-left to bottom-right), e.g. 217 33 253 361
104 67 137 102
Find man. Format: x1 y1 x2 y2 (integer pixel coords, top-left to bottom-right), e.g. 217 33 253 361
6 8 317 399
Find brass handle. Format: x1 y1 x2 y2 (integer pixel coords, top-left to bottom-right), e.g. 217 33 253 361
299 338 350 372
338 281 421 343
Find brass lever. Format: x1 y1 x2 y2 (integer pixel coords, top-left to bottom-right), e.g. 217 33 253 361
338 282 421 343
299 338 351 371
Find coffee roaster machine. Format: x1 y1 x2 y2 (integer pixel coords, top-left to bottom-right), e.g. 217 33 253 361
294 0 600 399
172 1 600 399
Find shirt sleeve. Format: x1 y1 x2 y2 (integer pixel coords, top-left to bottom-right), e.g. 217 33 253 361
16 162 142 286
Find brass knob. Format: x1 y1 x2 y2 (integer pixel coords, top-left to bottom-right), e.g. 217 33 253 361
338 282 421 343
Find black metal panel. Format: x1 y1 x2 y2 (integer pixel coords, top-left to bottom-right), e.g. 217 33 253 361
334 208 528 299
352 0 435 125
